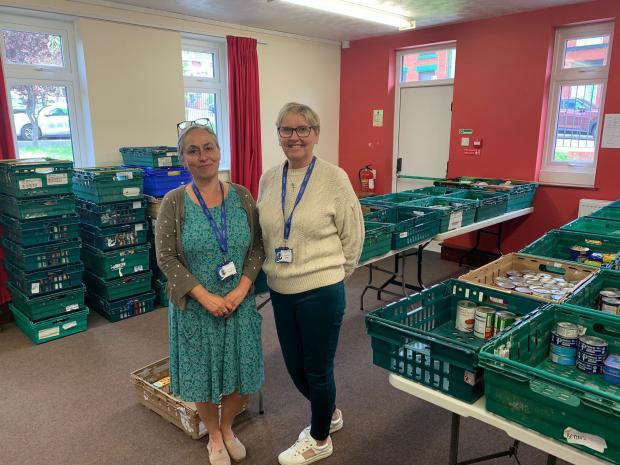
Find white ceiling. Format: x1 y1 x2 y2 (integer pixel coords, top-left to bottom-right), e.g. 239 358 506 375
101 0 596 41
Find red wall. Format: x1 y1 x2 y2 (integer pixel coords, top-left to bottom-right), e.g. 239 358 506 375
339 0 620 253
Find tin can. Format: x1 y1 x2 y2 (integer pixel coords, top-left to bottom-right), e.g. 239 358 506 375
550 331 578 348
576 359 604 374
474 306 496 339
550 343 577 357
600 297 620 315
550 352 576 366
494 311 516 335
505 270 522 277
515 286 533 294
577 336 608 356
569 245 589 262
604 354 620 377
604 371 620 384
555 322 579 338
576 351 606 365
456 300 476 332
601 287 620 298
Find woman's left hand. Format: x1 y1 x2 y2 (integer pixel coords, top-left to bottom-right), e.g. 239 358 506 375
223 275 252 312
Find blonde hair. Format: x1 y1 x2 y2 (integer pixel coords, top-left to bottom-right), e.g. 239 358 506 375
276 102 320 132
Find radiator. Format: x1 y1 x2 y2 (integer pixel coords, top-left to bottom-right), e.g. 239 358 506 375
578 198 612 217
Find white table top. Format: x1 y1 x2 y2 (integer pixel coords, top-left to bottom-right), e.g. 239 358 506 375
389 374 609 465
358 208 534 267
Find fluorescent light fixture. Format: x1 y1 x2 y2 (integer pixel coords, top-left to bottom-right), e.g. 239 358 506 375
278 0 416 30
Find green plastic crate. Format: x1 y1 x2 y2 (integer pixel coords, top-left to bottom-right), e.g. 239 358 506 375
72 167 144 203
10 303 89 344
120 146 179 168
442 190 509 222
153 278 169 307
360 221 394 262
5 261 83 297
8 283 85 321
362 192 429 206
404 197 477 232
365 279 543 403
520 229 620 270
364 206 440 248
0 214 79 246
0 193 76 220
87 290 156 322
83 270 153 301
79 222 149 250
406 186 462 197
81 243 150 279
562 217 620 238
588 205 620 222
2 238 82 272
435 177 538 212
479 305 620 463
76 198 147 227
0 158 73 198
563 269 620 313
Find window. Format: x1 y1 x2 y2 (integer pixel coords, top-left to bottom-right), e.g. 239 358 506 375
400 45 456 84
540 23 613 186
182 37 230 170
0 15 86 164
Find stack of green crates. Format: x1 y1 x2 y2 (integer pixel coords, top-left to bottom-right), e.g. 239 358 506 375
0 158 88 344
74 167 155 322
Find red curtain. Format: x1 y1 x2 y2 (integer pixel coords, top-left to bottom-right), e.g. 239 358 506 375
227 36 262 199
0 58 15 308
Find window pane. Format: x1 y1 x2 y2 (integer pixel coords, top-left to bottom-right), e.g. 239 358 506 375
1 29 64 67
553 83 601 163
182 49 214 78
563 35 610 69
401 48 456 83
11 84 74 161
185 91 217 134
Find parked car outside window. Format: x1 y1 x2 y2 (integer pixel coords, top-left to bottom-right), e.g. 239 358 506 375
13 104 70 140
558 98 598 136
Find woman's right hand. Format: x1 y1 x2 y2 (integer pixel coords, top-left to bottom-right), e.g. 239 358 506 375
190 285 233 317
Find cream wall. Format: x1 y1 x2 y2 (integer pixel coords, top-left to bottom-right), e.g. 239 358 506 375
0 0 341 171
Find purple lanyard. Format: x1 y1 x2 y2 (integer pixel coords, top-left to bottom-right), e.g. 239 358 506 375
192 182 228 257
281 156 316 241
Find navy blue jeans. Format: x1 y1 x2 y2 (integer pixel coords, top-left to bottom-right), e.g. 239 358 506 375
269 281 346 440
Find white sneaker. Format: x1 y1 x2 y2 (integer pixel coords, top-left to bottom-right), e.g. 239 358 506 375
278 434 333 465
298 409 343 440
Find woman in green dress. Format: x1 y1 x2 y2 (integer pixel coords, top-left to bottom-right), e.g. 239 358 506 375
156 120 265 465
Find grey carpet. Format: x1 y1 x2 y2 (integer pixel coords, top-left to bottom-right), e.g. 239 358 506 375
0 252 569 465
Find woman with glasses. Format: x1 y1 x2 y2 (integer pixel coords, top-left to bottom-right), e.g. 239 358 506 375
257 102 364 465
156 120 265 465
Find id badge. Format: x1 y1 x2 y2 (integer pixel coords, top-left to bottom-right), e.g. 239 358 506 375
216 261 237 281
275 247 293 263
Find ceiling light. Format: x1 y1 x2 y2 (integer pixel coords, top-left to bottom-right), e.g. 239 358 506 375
277 0 416 30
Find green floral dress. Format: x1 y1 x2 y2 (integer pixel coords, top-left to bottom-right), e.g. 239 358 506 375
169 188 264 402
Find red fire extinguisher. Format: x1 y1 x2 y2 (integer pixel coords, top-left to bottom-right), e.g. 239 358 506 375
359 165 376 192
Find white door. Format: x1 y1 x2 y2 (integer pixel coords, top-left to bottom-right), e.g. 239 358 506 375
394 84 453 192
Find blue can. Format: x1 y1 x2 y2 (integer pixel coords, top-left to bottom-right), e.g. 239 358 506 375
550 351 576 366
578 336 608 356
550 332 578 348
603 354 620 377
576 359 604 374
550 343 577 357
576 351 606 365
603 370 620 384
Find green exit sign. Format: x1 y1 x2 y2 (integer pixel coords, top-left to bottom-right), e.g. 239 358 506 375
459 129 473 135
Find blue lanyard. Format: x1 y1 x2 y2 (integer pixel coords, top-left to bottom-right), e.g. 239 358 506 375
192 182 228 257
281 157 316 241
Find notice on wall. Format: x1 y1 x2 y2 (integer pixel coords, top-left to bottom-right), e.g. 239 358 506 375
601 114 620 148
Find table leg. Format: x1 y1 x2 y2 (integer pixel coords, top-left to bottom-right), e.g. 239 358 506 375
449 413 460 465
546 455 557 465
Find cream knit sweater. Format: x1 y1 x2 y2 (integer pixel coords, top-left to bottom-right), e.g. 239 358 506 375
257 157 364 295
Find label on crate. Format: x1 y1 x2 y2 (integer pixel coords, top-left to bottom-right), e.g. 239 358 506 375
168 170 181 176
399 231 408 238
117 171 134 180
563 427 607 453
132 201 142 209
39 327 60 339
135 223 144 232
158 157 173 167
448 211 463 230
62 321 77 330
46 173 69 185
123 187 140 197
19 178 43 190
31 283 40 294
463 370 478 386
489 296 505 305
134 265 144 272
66 303 79 312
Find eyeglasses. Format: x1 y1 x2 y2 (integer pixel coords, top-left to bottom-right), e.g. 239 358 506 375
177 118 214 134
277 126 316 138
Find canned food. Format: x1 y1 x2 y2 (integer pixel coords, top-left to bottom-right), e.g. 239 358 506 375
603 354 620 377
550 343 577 357
603 371 620 384
569 245 589 262
456 300 476 332
578 336 608 356
600 297 620 315
556 322 579 338
515 286 533 294
550 352 576 366
588 252 604 263
576 359 604 374
576 351 606 365
600 288 620 298
497 281 516 289
474 306 496 340
494 311 516 335
550 331 578 347
505 270 522 277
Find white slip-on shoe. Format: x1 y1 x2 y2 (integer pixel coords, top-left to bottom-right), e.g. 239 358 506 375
278 434 333 465
298 409 343 441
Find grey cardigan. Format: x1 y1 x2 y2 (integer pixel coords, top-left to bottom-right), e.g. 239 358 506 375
155 183 265 310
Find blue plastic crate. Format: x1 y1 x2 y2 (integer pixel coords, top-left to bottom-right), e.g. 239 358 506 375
140 167 192 197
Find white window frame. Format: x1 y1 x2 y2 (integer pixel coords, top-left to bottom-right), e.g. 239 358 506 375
181 36 230 171
540 22 614 187
0 13 88 166
397 43 456 90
